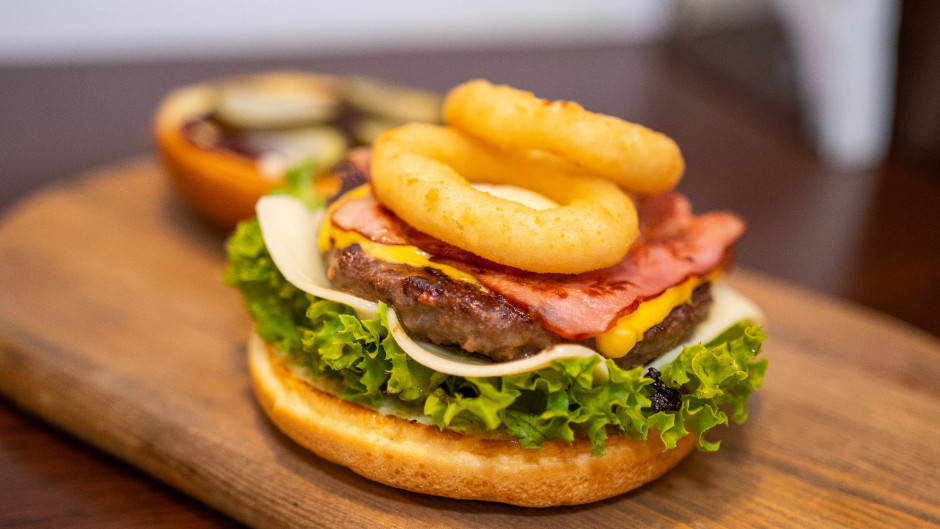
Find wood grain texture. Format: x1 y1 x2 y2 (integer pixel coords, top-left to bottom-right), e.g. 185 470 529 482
1 160 938 528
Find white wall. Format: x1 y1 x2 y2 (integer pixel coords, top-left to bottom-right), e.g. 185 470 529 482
0 0 674 65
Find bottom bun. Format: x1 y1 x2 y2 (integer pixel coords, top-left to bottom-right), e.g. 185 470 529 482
248 330 695 507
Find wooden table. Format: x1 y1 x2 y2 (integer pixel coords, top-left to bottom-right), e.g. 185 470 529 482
1 158 939 528
3 40 940 528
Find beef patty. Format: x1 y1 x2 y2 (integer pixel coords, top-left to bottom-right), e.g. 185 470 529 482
327 244 713 366
328 245 560 361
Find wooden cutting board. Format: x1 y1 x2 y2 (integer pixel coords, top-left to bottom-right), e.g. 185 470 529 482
1 159 939 528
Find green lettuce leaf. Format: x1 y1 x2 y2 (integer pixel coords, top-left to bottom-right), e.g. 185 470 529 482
223 220 308 353
225 220 767 455
270 159 322 209
658 322 768 450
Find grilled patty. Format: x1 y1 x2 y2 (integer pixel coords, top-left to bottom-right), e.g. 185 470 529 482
327 244 713 365
327 244 560 361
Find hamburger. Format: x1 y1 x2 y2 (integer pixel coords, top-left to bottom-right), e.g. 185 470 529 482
224 81 767 507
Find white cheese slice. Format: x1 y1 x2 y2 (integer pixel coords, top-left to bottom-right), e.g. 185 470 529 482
256 195 379 319
646 282 765 372
471 183 559 210
387 308 609 382
256 194 762 381
256 194 609 380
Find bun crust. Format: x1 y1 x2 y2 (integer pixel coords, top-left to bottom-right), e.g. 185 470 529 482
154 80 269 228
153 72 343 228
248 331 695 507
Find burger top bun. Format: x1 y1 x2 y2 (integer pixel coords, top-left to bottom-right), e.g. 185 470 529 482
153 72 444 229
248 331 696 507
153 72 347 229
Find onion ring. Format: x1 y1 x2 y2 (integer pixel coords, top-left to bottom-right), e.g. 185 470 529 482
443 79 684 195
370 123 638 274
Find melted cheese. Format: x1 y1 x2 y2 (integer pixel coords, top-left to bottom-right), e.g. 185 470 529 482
647 282 763 372
319 185 717 359
318 182 476 284
328 228 479 284
317 184 372 253
318 182 555 286
257 193 611 380
257 193 763 381
595 275 705 358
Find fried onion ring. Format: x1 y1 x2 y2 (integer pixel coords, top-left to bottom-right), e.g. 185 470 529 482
443 79 684 195
370 123 638 274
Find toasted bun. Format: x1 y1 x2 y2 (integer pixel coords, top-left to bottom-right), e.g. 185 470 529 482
154 79 272 228
153 72 343 228
248 331 695 507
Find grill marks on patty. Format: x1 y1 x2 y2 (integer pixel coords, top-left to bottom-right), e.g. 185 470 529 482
327 245 562 361
326 243 713 364
330 190 744 340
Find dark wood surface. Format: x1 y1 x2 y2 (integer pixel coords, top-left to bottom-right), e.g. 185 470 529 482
1 38 939 528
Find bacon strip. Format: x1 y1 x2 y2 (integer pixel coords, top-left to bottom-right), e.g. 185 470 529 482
330 191 745 339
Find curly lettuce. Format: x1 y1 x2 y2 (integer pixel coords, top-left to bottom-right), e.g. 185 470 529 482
224 219 767 455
